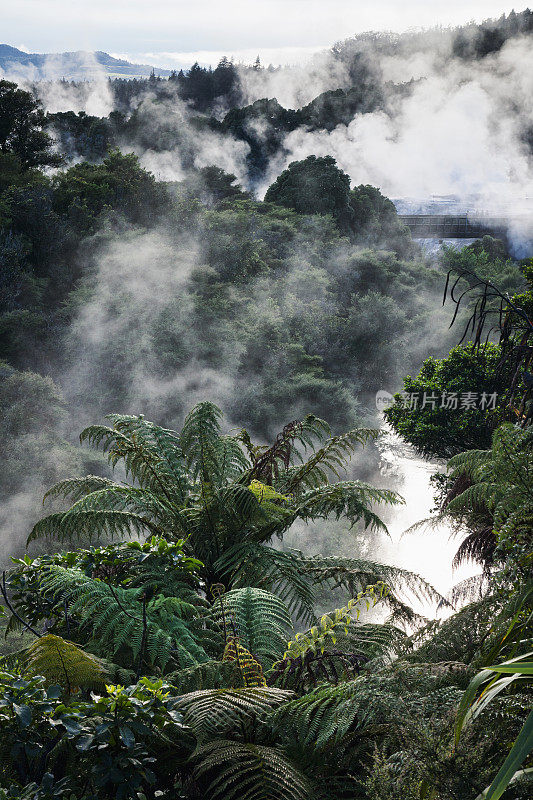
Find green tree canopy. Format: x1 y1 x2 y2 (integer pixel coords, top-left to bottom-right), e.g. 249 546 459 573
384 342 512 458
264 155 355 235
0 80 60 169
52 150 169 232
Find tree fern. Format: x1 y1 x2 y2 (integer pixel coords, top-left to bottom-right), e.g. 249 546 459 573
28 403 413 620
444 424 533 577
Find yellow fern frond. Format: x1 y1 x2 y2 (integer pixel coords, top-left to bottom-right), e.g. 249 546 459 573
248 480 289 504
25 634 108 693
282 583 388 659
223 638 266 687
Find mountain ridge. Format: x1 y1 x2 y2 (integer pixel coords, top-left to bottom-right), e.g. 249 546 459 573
0 44 171 80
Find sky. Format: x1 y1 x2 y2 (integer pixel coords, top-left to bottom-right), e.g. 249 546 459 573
2 1 526 67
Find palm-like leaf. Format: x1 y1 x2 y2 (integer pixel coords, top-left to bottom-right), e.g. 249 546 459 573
38 566 209 671
175 687 293 742
25 634 107 692
444 424 533 571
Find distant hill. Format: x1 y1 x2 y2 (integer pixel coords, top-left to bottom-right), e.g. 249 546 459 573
0 44 170 80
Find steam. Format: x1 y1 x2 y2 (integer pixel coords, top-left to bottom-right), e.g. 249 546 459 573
124 92 250 184
0 51 114 117
61 227 237 428
250 35 533 251
236 51 353 109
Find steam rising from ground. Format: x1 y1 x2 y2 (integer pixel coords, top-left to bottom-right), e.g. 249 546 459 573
250 35 533 251
62 228 236 428
125 93 250 184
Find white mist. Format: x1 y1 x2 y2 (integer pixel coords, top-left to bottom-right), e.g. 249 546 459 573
376 426 478 613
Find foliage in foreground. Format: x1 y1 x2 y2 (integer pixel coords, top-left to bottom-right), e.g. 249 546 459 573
0 402 530 799
26 401 437 624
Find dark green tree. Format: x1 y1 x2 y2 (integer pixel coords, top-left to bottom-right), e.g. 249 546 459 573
0 80 61 169
52 150 169 232
264 156 355 235
384 343 512 458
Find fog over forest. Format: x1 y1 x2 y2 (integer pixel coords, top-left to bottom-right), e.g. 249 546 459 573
0 7 532 800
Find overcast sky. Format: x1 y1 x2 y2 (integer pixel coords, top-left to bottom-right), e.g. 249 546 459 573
3 1 526 67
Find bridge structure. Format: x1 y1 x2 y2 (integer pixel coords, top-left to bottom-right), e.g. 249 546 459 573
398 214 511 240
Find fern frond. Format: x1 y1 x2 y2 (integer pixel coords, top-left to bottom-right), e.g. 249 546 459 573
211 587 294 668
27 509 158 544
447 448 492 478
281 584 388 661
215 545 315 624
283 428 380 493
294 481 403 531
222 639 266 687
43 476 119 504
271 680 362 752
194 740 310 800
38 567 208 670
179 401 224 482
24 634 107 692
175 687 293 741
167 660 241 692
293 553 444 616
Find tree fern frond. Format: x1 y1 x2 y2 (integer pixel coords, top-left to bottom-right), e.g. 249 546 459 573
447 448 492 477
38 567 208 671
167 660 241 693
293 553 444 612
452 529 496 569
179 401 224 482
194 740 310 800
175 687 293 741
27 509 159 545
213 545 315 623
294 481 403 531
24 634 107 692
271 680 362 752
43 476 119 504
211 587 294 668
283 428 380 493
445 574 489 607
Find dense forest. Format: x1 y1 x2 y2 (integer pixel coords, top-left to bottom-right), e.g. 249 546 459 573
0 8 532 800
